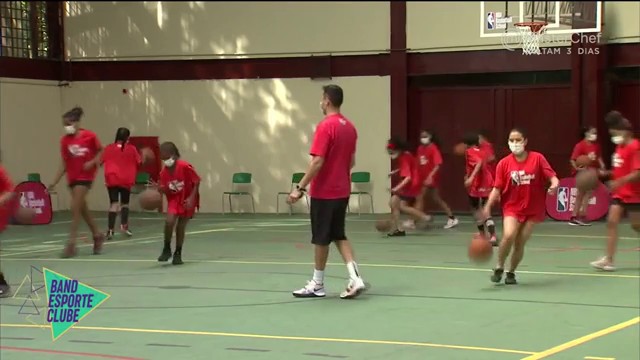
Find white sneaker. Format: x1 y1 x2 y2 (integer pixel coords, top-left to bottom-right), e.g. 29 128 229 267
292 280 325 298
590 256 616 271
402 220 416 230
443 217 459 229
340 277 366 299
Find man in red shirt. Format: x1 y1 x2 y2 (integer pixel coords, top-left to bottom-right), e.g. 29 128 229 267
0 160 16 297
287 85 366 299
591 111 640 271
569 126 605 226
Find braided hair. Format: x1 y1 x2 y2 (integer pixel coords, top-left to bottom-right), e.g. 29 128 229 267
114 127 131 152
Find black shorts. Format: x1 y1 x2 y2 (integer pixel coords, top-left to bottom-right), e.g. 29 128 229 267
107 187 131 204
468 196 488 210
310 197 349 246
69 181 93 189
397 195 416 202
611 198 640 212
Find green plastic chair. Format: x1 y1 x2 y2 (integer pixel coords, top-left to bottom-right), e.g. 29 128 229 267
222 172 256 214
349 171 374 215
27 173 41 182
276 172 309 215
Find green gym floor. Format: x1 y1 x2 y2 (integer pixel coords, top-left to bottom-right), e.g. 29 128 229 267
0 212 638 360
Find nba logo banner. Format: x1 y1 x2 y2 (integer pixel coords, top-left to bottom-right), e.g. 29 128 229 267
487 12 496 30
546 177 610 222
11 181 53 225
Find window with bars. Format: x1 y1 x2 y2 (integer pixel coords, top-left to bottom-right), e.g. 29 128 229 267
0 1 60 59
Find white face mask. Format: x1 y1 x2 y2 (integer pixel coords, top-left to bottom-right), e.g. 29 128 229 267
420 137 431 145
389 153 399 160
586 134 597 142
64 125 76 135
611 136 624 145
508 141 525 155
320 101 326 115
163 158 175 167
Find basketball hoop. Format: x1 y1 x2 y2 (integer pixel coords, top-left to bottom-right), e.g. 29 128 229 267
514 21 547 55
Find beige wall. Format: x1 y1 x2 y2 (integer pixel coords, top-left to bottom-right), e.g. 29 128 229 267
65 1 389 60
59 77 390 213
407 1 639 52
0 78 69 211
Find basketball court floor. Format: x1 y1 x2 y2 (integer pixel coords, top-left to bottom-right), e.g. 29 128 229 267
0 212 638 360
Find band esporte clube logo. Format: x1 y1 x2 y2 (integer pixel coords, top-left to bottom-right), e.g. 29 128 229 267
501 31 602 55
15 267 109 341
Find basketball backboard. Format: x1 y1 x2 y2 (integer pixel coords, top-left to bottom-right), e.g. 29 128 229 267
480 1 602 37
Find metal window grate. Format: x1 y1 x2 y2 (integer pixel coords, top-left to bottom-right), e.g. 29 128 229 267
0 1 52 59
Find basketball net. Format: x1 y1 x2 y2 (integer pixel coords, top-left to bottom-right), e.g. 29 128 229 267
514 22 547 55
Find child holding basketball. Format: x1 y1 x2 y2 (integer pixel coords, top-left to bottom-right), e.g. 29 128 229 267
152 142 200 265
101 127 148 239
590 111 640 272
0 161 16 297
568 126 605 226
462 132 497 245
386 139 432 237
480 128 559 284
48 107 104 258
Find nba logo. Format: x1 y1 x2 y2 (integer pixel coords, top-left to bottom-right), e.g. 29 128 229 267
557 187 569 212
487 12 496 30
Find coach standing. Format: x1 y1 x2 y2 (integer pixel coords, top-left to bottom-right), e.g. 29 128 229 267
287 84 367 299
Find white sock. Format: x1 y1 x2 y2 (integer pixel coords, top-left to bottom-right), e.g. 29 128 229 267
312 269 324 285
346 261 360 280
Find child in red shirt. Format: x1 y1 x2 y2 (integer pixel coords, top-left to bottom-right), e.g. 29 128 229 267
481 128 559 285
479 131 497 177
0 162 16 297
569 126 605 226
48 107 104 258
591 112 640 271
386 139 432 237
462 132 497 245
101 127 147 239
153 142 200 265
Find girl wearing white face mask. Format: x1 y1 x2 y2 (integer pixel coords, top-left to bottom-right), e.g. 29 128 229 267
150 142 201 265
386 139 432 237
412 130 458 230
569 126 606 226
480 128 559 285
590 111 640 272
48 107 104 258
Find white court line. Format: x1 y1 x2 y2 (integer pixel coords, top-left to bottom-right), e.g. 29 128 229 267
0 227 233 258
1 238 34 243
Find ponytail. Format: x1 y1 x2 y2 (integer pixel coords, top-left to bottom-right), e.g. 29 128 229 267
114 127 131 152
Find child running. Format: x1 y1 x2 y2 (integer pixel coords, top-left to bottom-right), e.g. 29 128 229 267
480 128 559 284
569 125 605 226
0 161 16 297
387 139 432 237
153 142 200 265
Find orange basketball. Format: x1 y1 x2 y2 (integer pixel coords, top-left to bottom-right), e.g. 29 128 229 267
14 207 36 224
575 155 591 168
374 219 392 233
141 147 155 165
138 189 162 210
468 234 493 263
453 143 466 156
575 168 599 192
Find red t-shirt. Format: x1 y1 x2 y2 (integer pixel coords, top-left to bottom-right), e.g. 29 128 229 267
611 139 640 203
101 143 142 189
309 114 357 199
60 129 102 184
396 152 422 197
416 143 443 185
570 139 601 175
494 152 556 218
0 166 15 232
465 147 494 198
480 141 496 176
159 159 201 213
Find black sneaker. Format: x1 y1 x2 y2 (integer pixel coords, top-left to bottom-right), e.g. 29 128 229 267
568 217 590 226
505 272 517 285
158 248 172 262
172 252 183 265
491 268 504 283
0 283 11 298
387 230 406 237
106 230 114 240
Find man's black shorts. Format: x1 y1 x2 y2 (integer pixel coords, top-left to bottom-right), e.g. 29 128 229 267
310 197 349 246
468 196 487 210
107 187 131 204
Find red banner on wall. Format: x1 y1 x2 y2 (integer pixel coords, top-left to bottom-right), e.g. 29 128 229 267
129 136 160 182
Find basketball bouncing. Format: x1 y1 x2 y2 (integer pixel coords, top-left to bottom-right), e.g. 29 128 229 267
138 189 163 210
374 219 392 233
468 234 493 264
575 168 599 192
